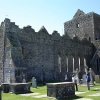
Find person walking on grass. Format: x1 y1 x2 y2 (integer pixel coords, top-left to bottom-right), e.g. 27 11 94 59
72 74 78 91
86 73 91 90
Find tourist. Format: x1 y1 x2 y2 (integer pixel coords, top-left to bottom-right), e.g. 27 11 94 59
72 74 78 91
86 73 91 90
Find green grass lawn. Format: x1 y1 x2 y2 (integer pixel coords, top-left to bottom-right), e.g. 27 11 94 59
2 83 100 100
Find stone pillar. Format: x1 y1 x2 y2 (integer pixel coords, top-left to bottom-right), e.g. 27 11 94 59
0 85 2 100
32 77 37 88
89 68 94 85
85 66 88 74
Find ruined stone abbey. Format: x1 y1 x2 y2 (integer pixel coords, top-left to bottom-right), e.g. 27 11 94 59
0 9 100 84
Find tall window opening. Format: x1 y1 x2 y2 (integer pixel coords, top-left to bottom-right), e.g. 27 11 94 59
79 57 80 71
66 55 68 72
22 46 24 59
84 58 86 66
89 37 91 42
58 53 61 72
97 58 99 71
73 57 74 72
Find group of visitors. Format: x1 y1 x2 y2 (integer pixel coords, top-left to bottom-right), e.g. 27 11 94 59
72 73 91 91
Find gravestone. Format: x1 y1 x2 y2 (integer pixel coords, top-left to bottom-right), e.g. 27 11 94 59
82 74 86 84
95 75 100 83
22 78 26 83
89 68 94 85
32 77 37 88
47 82 75 98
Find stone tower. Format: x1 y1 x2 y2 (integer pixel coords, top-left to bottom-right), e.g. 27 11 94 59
64 9 94 42
64 9 100 75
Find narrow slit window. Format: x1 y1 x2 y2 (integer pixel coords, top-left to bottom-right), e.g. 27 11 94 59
79 57 80 71
58 53 61 72
97 59 99 71
76 23 80 28
66 55 68 72
89 37 91 42
73 57 74 72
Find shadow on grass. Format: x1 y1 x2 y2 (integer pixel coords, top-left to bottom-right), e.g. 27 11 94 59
36 81 63 87
15 91 34 95
92 89 100 91
56 95 83 100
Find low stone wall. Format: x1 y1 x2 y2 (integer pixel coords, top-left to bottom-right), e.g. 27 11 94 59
1 83 30 94
47 82 75 98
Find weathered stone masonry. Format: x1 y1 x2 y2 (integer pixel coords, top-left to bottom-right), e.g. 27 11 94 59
0 9 100 84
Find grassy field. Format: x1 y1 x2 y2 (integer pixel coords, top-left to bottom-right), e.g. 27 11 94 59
2 82 100 100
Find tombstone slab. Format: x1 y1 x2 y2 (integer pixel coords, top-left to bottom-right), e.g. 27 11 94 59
9 83 30 94
1 83 30 94
47 82 75 98
1 83 9 93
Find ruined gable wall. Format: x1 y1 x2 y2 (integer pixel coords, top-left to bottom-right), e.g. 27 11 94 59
64 12 94 41
90 13 100 75
0 22 5 84
2 19 25 83
93 13 100 41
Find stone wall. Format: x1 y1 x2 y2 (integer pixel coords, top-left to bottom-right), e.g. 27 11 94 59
93 13 100 40
0 21 5 84
0 17 93 83
64 10 94 42
1 9 100 83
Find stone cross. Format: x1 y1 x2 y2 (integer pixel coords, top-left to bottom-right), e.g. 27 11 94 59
85 66 88 74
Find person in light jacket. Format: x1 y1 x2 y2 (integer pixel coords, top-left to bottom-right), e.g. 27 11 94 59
72 74 78 91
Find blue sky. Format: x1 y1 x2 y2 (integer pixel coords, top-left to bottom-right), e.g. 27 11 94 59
0 0 100 35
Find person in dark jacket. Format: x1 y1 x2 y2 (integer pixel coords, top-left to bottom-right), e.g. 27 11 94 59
86 73 91 90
